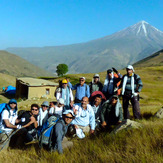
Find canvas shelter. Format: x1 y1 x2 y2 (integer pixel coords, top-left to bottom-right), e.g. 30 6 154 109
16 77 58 99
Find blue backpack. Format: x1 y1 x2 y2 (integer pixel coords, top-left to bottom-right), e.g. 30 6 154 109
38 116 59 148
0 103 7 114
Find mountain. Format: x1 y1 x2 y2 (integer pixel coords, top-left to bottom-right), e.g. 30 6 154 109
0 50 53 77
133 49 163 67
6 21 163 73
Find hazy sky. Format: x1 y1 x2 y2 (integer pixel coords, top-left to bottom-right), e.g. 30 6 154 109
0 0 162 49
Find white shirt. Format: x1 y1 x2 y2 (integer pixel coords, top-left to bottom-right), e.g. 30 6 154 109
49 106 63 117
38 108 48 126
0 109 18 133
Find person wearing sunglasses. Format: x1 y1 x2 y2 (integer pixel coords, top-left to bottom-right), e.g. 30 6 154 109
51 110 75 154
71 97 95 134
68 77 90 103
38 101 49 127
10 104 39 147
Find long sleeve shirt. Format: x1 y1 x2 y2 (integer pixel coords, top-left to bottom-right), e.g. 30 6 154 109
68 82 90 100
56 87 74 102
119 73 143 94
72 104 95 130
101 100 123 125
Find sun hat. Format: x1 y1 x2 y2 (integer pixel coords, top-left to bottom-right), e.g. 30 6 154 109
41 101 49 107
93 74 99 78
62 79 68 84
126 65 135 72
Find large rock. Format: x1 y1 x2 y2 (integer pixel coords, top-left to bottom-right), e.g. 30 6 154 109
111 119 143 134
154 107 163 119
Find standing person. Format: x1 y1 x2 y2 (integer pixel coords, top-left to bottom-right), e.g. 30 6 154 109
55 79 73 109
38 101 49 127
72 97 95 134
0 99 20 134
89 74 103 94
68 77 90 103
102 68 122 99
101 95 123 128
120 65 143 119
51 110 75 154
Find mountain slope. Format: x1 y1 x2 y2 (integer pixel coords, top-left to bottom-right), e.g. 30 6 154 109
0 50 53 77
6 21 163 73
133 49 163 67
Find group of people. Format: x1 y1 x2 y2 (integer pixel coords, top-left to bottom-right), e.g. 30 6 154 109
0 65 143 153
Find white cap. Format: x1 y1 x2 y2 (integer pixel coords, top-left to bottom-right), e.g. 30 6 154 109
62 110 75 116
94 74 99 78
126 65 135 72
58 98 64 105
80 77 86 80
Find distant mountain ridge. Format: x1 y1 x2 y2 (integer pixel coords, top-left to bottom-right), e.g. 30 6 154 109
133 49 163 67
0 50 53 77
6 21 163 73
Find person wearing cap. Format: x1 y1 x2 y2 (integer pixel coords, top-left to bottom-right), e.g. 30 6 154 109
72 97 95 134
38 101 49 127
51 110 74 154
0 99 20 134
101 95 123 128
49 98 65 117
89 74 103 95
102 67 122 99
68 77 90 103
119 65 143 119
55 79 73 109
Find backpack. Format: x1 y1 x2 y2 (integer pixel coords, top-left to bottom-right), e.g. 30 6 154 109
38 116 59 148
0 103 7 115
0 103 11 122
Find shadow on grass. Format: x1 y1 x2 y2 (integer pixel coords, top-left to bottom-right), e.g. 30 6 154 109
0 92 16 100
142 112 154 120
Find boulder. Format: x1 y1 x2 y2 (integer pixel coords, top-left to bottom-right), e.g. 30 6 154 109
154 107 163 119
111 119 143 134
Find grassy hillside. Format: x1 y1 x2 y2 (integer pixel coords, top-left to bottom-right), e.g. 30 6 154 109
0 66 162 162
133 49 163 67
0 50 53 77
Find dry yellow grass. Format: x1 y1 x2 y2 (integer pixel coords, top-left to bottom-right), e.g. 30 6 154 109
0 66 162 162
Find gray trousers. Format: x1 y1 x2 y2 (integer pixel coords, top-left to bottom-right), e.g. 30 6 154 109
123 95 141 119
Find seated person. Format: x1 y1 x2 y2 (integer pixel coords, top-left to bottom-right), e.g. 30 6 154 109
101 95 123 129
91 94 103 127
49 98 65 117
9 104 39 148
38 101 49 127
51 110 75 154
0 99 19 134
72 97 95 134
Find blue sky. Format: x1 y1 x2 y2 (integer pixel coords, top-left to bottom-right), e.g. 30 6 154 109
0 0 162 49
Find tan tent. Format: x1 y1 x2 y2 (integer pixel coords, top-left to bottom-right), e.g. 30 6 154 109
16 77 58 99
